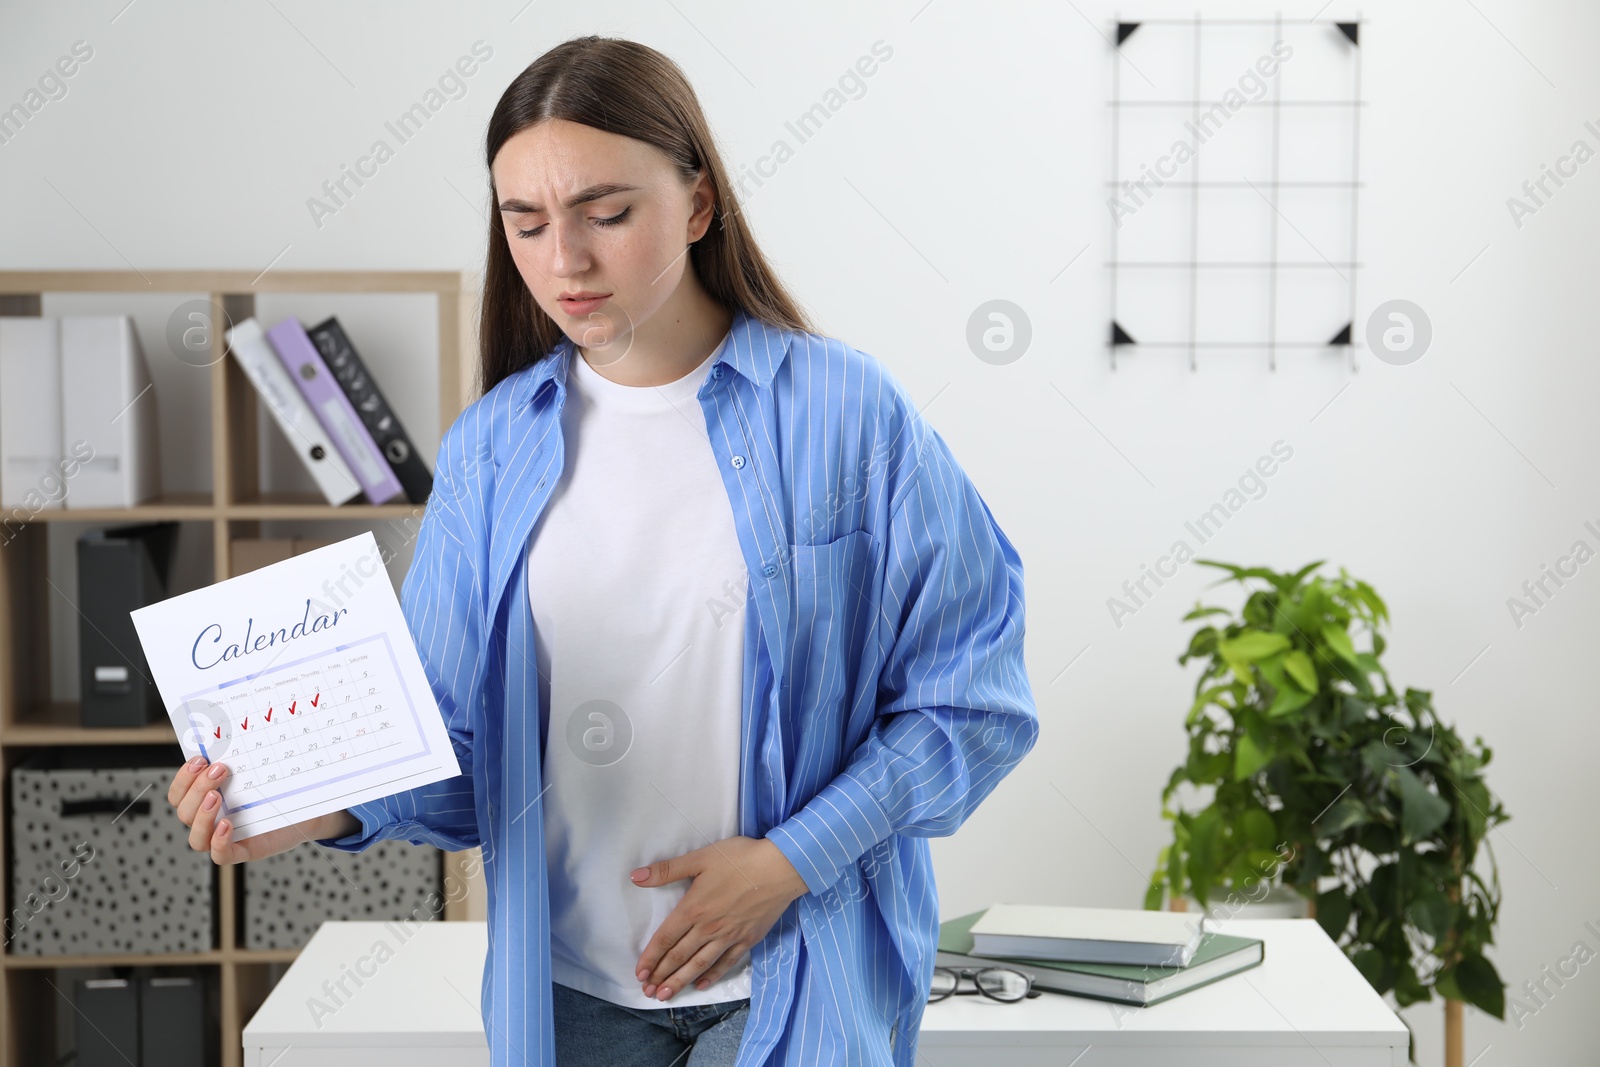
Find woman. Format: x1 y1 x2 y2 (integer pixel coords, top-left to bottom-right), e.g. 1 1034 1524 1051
166 35 1039 1067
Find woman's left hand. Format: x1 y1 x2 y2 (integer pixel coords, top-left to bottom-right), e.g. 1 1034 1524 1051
630 835 809 1000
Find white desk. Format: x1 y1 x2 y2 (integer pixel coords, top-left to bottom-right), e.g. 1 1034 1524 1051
920 919 1409 1067
243 921 489 1067
243 919 1408 1067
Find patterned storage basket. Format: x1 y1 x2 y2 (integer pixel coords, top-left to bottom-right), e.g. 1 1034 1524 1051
243 838 443 950
8 763 214 956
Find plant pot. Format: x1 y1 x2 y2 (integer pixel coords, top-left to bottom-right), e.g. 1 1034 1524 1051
1180 884 1309 922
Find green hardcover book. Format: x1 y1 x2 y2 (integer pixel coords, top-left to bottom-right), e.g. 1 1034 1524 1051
935 908 1265 1007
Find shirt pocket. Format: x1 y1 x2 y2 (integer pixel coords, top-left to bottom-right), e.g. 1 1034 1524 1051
783 529 882 763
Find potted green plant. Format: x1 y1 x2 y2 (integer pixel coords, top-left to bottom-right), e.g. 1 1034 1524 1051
1145 559 1508 1062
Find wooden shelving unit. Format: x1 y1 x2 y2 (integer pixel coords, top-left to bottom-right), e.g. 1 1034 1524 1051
0 270 484 1067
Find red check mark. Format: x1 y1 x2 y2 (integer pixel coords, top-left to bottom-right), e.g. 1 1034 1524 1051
214 727 221 739
311 692 321 707
288 700 297 716
240 717 248 730
265 708 273 723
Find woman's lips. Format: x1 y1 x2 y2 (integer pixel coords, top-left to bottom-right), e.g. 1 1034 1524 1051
558 295 610 315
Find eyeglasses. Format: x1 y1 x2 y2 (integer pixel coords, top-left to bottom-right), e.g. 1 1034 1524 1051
927 966 1041 1004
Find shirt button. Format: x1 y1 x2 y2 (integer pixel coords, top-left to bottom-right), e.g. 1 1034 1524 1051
761 563 778 579
731 455 746 469
712 365 724 379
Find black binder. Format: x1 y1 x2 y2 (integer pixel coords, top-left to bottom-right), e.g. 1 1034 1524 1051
142 974 207 1066
307 316 434 505
75 977 139 1067
76 521 179 728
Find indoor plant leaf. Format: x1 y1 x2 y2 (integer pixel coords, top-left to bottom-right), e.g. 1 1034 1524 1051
1351 577 1390 623
1395 766 1451 845
1447 953 1506 1020
1316 887 1352 939
1265 684 1315 719
1318 797 1370 836
1218 631 1292 662
1234 731 1273 780
1320 622 1360 666
1406 891 1453 941
1283 648 1319 693
1284 559 1327 589
1239 808 1276 848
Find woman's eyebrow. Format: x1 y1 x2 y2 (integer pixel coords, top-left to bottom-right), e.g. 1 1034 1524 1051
498 183 640 213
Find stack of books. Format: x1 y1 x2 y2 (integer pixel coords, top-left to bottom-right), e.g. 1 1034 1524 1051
224 316 431 506
936 904 1264 1007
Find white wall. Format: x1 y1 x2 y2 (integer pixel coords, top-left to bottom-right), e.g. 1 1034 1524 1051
3 1 1596 1062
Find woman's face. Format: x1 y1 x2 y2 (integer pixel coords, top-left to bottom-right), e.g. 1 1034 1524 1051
491 118 714 354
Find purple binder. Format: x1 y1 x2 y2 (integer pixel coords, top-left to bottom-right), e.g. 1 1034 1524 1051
265 318 404 504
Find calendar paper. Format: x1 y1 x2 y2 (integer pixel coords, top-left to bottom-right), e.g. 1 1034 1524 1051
130 531 463 842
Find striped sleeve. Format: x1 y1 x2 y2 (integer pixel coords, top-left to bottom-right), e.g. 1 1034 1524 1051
317 435 485 854
765 428 1040 895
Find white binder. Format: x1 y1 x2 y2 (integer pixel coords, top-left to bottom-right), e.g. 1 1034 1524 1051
225 317 361 506
60 314 163 508
0 317 65 511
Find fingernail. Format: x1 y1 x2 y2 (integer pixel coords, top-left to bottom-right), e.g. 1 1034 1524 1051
658 987 672 1000
643 983 656 997
697 980 708 990
202 792 218 810
215 820 229 836
636 969 648 981
208 762 226 779
631 868 649 881
187 756 204 772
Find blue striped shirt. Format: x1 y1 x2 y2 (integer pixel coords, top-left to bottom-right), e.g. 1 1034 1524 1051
316 305 1040 1065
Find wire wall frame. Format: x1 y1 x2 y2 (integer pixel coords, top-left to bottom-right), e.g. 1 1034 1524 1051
1107 15 1365 371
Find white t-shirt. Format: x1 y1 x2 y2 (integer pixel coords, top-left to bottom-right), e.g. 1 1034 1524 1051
526 331 753 1009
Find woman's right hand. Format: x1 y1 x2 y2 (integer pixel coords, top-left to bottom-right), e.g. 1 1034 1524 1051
166 755 357 865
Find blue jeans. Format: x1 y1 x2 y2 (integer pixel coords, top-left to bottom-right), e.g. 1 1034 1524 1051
551 980 751 1066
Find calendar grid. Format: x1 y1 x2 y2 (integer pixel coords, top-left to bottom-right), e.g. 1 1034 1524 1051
181 632 431 825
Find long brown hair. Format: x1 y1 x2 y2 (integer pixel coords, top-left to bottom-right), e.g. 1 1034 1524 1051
477 36 815 398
